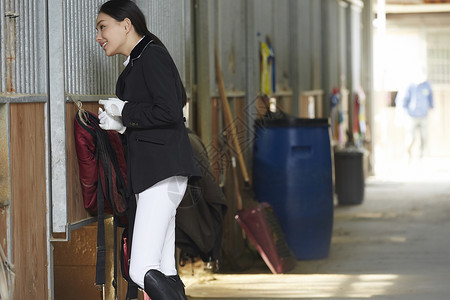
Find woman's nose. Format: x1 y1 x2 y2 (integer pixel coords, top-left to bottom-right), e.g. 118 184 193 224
95 31 102 42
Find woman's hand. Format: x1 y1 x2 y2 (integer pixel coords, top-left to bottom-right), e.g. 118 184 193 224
99 98 127 117
98 107 126 134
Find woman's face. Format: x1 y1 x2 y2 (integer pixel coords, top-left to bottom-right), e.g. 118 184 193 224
95 12 127 56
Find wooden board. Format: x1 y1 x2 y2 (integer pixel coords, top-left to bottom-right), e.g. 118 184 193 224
0 103 10 262
53 221 141 299
53 223 98 299
0 104 10 208
10 103 48 299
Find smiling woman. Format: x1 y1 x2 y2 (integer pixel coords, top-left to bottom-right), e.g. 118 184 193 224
95 1 165 56
95 13 135 56
93 1 201 300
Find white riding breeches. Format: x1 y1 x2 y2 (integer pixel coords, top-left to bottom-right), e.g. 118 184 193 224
128 176 188 289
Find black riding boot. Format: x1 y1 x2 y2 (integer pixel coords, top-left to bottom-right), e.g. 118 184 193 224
168 274 188 300
144 269 187 300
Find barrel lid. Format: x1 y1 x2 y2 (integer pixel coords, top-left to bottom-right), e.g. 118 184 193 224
334 146 365 155
255 117 329 128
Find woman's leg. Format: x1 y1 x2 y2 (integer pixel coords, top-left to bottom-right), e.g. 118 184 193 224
128 176 187 289
160 176 188 274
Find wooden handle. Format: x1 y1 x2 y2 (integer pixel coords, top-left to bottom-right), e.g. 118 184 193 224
214 41 250 185
211 98 220 183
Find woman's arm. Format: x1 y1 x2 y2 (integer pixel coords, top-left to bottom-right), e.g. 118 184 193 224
122 46 183 128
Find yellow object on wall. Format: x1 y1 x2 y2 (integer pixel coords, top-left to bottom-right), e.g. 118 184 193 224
260 42 271 96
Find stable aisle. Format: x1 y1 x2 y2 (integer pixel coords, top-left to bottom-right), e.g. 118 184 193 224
183 158 450 299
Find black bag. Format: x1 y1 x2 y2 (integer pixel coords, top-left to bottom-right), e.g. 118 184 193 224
176 130 228 264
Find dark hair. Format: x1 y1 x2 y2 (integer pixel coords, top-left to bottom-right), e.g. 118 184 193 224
99 0 166 49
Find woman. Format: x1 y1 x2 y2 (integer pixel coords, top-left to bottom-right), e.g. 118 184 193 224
95 1 200 299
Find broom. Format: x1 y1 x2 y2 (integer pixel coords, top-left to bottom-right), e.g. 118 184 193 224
214 40 295 274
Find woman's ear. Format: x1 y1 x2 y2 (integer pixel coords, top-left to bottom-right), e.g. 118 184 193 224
124 18 132 33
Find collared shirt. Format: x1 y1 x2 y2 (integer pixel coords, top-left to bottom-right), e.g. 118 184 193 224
123 37 144 67
397 81 434 118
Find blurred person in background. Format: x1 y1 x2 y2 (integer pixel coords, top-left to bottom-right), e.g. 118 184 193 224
395 68 434 163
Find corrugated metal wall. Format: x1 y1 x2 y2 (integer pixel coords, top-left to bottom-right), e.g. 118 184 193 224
193 0 364 154
349 1 363 93
64 0 120 95
1 0 47 95
271 0 291 91
14 0 46 94
212 0 293 99
136 0 190 84
250 0 293 118
322 0 341 105
339 1 348 87
216 1 247 93
288 0 324 113
195 0 299 145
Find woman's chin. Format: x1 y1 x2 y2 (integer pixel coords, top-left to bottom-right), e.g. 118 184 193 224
104 49 116 57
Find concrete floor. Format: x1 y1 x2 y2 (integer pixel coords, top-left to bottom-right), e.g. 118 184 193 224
181 157 450 299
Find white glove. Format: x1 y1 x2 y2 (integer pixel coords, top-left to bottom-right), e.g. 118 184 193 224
99 98 127 117
98 108 126 134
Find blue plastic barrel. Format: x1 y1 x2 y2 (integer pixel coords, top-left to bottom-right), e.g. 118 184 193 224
253 118 333 260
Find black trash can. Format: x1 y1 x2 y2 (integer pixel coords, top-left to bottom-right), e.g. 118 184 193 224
334 148 365 205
